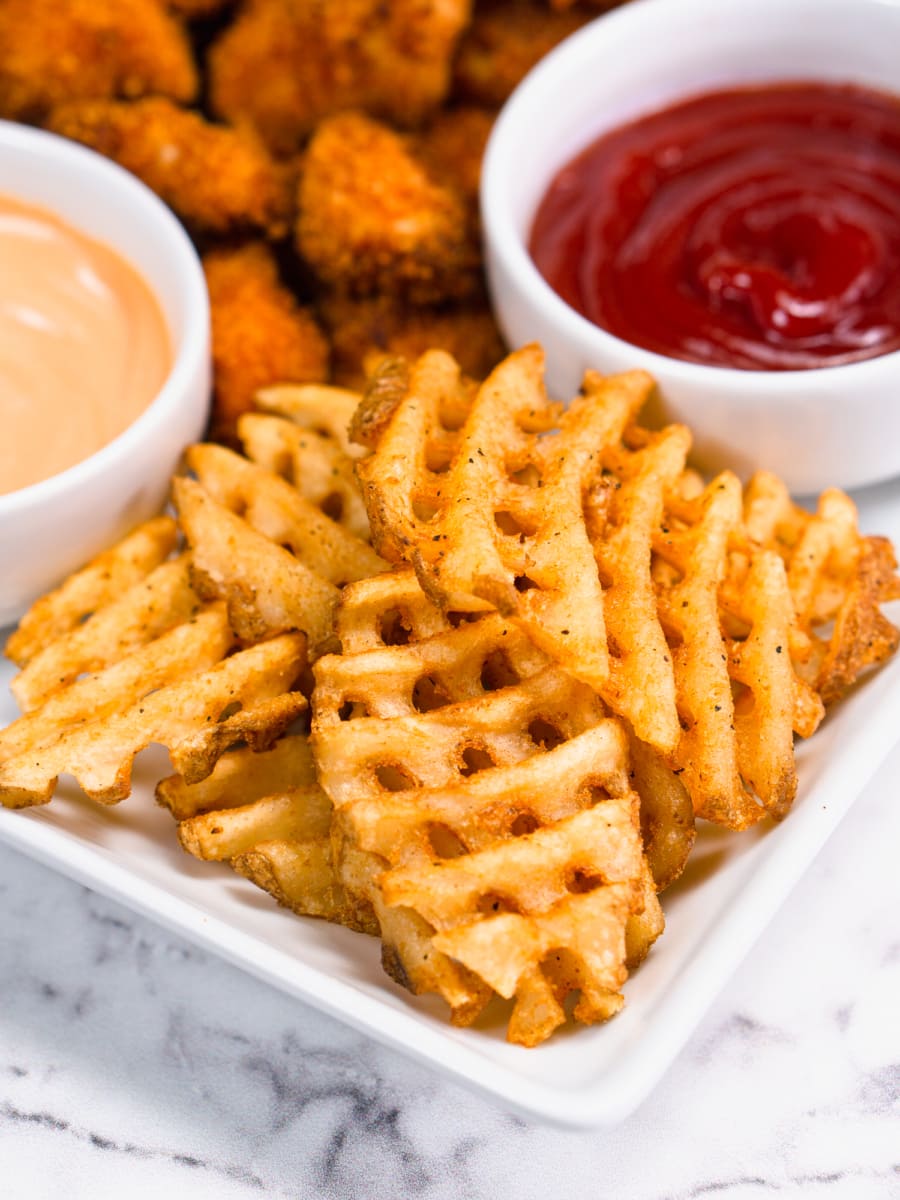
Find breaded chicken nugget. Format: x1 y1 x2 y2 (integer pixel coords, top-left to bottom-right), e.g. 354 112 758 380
167 0 231 16
416 106 495 206
47 98 293 239
209 0 471 157
0 0 197 121
453 0 591 107
319 291 506 390
296 112 480 304
205 243 330 442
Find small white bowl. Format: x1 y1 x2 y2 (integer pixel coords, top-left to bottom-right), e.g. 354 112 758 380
482 0 900 495
0 122 209 627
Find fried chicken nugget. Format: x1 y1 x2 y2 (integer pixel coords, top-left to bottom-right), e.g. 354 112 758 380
319 292 505 390
416 106 495 206
47 98 293 239
209 0 471 157
205 243 330 443
167 0 231 16
297 112 480 304
0 0 197 122
453 0 591 107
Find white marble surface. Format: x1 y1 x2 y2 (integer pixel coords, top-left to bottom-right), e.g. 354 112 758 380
1 740 897 1200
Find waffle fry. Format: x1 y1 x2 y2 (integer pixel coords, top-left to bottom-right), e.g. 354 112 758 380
176 443 386 655
354 345 654 697
0 610 306 807
5 516 177 667
735 472 900 704
11 555 200 712
238 412 371 541
314 569 665 1044
159 737 377 935
254 383 365 460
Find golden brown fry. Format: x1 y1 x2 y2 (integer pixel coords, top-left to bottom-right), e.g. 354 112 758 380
11 556 200 713
208 0 471 157
0 0 197 121
0 627 306 808
204 242 329 443
453 0 590 108
355 346 651 693
238 412 372 541
175 476 340 655
319 291 505 391
314 575 663 1044
296 112 480 303
5 517 177 668
46 98 293 238
734 472 900 705
158 731 316 820
165 736 378 933
186 442 385 586
252 384 364 459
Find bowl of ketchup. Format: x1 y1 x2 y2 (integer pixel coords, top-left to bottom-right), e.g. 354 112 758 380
0 121 209 625
482 0 900 494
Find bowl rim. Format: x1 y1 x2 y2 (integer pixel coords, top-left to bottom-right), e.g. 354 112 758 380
0 120 209 516
480 0 900 398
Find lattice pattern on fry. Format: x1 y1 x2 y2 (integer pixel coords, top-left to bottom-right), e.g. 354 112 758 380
353 345 654 693
11 555 201 713
255 383 365 459
313 574 664 1045
584 418 690 754
732 472 900 705
328 566 694 884
238 412 371 541
0 620 306 808
178 443 386 656
159 737 377 935
652 472 795 829
6 516 178 668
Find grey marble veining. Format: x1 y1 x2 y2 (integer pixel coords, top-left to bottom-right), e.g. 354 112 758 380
1 744 899 1200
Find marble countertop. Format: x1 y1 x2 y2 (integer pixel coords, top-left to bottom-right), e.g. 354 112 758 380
1 740 898 1200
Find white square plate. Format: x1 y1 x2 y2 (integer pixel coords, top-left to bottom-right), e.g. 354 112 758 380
3 477 900 1130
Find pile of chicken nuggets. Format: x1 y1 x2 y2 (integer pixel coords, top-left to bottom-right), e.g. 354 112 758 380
0 0 623 441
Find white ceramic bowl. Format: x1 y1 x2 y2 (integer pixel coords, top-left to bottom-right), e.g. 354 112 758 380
482 0 900 495
0 121 209 627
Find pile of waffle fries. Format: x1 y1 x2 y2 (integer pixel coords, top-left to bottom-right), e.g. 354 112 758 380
4 346 898 1046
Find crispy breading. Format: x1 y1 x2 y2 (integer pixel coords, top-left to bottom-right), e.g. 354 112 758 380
204 243 330 443
46 98 293 239
319 292 505 390
209 0 471 157
0 0 197 121
297 112 480 303
416 106 495 206
166 0 231 17
453 0 590 108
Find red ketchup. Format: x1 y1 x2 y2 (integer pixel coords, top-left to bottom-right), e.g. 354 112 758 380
529 83 900 370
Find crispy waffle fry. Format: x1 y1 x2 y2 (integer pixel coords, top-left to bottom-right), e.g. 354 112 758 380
176 443 386 655
254 383 365 459
314 571 664 1044
354 345 653 695
5 516 177 667
584 419 690 754
175 475 339 654
735 472 900 704
238 412 371 541
160 737 377 935
11 555 200 713
0 626 306 808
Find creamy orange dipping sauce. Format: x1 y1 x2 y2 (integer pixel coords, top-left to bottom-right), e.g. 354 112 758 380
0 194 171 495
